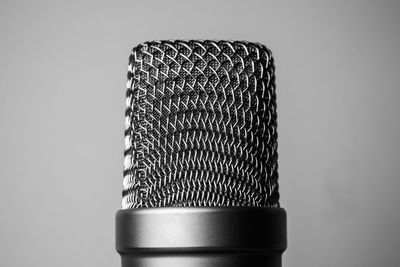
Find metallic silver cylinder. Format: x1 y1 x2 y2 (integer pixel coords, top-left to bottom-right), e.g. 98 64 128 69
117 40 286 267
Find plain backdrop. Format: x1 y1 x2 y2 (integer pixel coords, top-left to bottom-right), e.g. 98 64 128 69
1 1 400 266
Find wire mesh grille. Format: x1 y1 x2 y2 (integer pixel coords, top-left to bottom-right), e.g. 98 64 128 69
123 40 279 209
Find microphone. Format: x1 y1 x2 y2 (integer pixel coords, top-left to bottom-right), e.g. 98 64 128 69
116 40 287 267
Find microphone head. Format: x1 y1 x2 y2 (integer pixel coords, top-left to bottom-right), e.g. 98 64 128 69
123 40 279 209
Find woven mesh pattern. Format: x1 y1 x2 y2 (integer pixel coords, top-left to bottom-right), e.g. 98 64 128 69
123 40 279 209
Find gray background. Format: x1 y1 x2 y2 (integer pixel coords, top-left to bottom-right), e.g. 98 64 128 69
0 0 399 266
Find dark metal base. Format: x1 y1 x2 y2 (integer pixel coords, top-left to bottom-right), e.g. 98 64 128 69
116 207 287 267
120 252 282 267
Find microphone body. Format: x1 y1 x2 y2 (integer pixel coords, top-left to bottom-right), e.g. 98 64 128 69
116 207 286 267
117 40 287 267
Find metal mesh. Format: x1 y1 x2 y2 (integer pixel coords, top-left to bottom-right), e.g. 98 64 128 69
122 40 279 209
